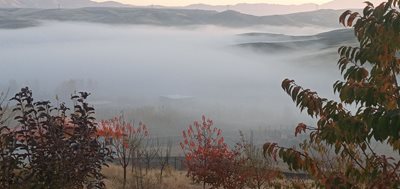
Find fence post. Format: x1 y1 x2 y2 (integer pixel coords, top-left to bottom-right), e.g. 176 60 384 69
174 157 177 170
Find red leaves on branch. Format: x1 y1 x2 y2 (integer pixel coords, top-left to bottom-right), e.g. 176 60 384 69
97 116 148 141
181 116 245 189
295 123 307 137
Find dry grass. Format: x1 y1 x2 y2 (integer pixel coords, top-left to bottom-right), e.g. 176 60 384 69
102 164 313 189
103 165 203 189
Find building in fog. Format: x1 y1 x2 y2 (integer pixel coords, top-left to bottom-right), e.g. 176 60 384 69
158 95 195 111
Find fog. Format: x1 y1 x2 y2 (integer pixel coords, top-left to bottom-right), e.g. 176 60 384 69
0 22 343 138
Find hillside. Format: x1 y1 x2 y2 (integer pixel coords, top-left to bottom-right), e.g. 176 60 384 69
0 8 345 28
184 3 319 16
237 29 356 53
184 0 382 16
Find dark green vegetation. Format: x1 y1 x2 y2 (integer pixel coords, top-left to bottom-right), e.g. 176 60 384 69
265 0 400 188
0 88 111 189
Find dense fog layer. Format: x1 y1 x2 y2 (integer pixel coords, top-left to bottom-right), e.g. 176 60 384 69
0 22 343 138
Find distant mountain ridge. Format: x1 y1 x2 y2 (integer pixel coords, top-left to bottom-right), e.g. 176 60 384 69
0 8 345 29
183 0 382 16
0 0 383 16
0 0 129 9
183 3 319 16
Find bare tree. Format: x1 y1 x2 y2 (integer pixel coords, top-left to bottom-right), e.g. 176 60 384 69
131 137 159 189
130 123 147 173
158 139 172 183
141 138 160 174
240 131 279 189
134 149 144 189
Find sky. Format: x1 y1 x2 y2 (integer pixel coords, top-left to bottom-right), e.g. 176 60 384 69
93 0 333 6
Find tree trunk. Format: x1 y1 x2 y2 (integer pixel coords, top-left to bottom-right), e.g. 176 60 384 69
159 165 164 184
146 160 149 174
123 165 127 189
131 156 136 173
139 164 143 189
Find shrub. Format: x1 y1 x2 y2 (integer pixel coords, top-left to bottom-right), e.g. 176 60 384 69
0 87 111 189
180 116 245 189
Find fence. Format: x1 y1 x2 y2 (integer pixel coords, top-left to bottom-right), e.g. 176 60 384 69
112 156 186 170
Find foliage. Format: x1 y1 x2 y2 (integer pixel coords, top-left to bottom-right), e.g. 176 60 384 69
97 115 148 188
180 116 245 189
0 87 111 189
0 123 23 188
264 1 400 188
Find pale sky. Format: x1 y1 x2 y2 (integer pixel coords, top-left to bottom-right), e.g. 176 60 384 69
93 0 333 6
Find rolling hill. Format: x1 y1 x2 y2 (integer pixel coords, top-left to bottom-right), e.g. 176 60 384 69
183 3 319 16
0 8 345 29
236 29 356 53
182 0 381 16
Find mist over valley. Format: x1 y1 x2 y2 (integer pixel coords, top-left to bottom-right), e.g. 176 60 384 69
0 18 350 141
